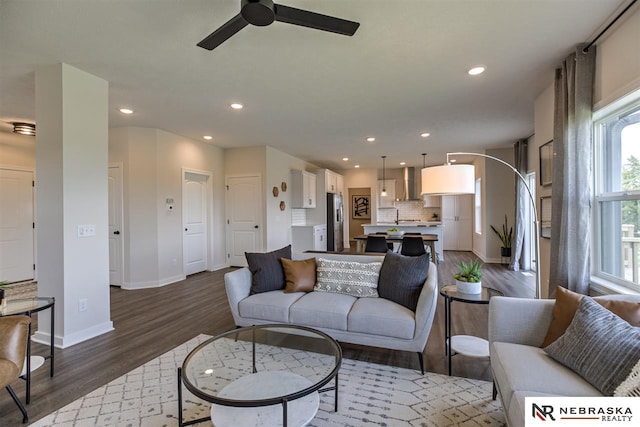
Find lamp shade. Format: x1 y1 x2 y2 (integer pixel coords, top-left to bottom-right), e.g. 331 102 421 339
421 164 475 195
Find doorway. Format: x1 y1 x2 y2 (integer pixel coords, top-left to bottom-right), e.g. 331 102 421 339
225 175 262 267
183 170 212 276
108 164 124 285
348 187 371 247
0 168 34 282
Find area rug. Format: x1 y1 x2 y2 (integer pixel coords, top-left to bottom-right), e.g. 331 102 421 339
32 335 505 426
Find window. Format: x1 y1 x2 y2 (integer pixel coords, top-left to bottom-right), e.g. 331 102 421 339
474 178 482 234
593 89 640 292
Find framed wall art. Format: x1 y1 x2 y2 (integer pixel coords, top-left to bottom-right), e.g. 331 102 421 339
540 196 552 239
539 140 553 187
352 195 370 219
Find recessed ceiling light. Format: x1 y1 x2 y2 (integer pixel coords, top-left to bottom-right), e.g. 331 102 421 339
366 137 375 142
203 135 213 140
119 108 133 114
354 165 360 168
230 103 243 110
420 132 430 138
342 157 349 161
450 159 457 163
467 66 486 76
400 162 406 166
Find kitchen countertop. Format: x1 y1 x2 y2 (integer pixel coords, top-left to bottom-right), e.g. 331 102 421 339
364 222 442 226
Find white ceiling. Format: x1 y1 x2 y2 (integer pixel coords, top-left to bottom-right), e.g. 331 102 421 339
0 0 628 170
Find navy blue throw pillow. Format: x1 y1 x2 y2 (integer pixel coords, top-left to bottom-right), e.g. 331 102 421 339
377 251 430 311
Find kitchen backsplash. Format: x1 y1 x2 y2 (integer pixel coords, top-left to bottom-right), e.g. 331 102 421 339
378 200 440 222
291 208 307 226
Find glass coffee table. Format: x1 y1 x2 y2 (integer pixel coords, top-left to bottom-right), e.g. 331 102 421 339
178 324 342 427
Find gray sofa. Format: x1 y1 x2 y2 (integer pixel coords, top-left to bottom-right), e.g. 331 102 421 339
488 294 640 427
224 252 438 373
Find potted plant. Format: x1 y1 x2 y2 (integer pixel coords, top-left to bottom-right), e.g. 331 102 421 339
491 215 513 258
454 259 483 294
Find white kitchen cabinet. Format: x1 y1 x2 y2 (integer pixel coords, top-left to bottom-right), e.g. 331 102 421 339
377 180 396 208
292 224 326 252
423 195 441 207
336 174 344 196
442 195 473 250
291 170 316 208
325 170 338 193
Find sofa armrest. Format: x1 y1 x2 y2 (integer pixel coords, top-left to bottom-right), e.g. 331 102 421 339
413 262 439 347
488 296 554 348
224 268 252 325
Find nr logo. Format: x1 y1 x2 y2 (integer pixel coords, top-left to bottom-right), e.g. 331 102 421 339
533 403 556 421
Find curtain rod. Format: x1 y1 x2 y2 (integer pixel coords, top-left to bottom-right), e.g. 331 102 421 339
583 0 637 53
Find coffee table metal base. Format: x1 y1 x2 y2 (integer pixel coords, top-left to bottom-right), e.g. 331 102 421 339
211 371 319 427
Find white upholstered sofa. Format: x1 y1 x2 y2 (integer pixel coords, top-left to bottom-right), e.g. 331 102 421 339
224 252 438 373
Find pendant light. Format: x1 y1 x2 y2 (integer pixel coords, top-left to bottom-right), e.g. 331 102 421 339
381 156 387 197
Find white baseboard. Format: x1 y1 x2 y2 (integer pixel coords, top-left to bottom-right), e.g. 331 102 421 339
210 263 228 271
33 321 114 349
122 274 185 290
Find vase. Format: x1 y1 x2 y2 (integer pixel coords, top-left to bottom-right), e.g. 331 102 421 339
455 279 482 294
501 247 511 258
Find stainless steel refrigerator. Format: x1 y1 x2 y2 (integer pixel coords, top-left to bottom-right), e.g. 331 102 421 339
327 193 344 252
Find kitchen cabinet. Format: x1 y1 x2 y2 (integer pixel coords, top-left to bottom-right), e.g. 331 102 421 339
325 170 338 193
336 174 344 196
291 170 316 208
377 180 396 208
423 195 441 207
442 195 473 250
292 224 327 252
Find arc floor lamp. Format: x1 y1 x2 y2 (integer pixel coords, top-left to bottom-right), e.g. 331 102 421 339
421 152 541 299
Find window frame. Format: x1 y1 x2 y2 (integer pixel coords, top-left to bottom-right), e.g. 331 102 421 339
592 88 640 294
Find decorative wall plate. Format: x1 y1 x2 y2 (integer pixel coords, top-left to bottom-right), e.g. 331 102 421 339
272 186 279 197
280 201 286 211
281 182 287 192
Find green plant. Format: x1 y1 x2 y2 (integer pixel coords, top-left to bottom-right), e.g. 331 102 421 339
0 280 9 287
490 214 513 249
454 259 483 283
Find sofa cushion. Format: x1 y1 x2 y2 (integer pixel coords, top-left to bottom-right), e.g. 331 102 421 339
290 291 357 331
348 297 415 339
281 257 316 293
544 297 640 396
491 341 600 411
245 245 292 295
314 258 381 298
238 290 304 322
377 251 429 311
541 286 640 347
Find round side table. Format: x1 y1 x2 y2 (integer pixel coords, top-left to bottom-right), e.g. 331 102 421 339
439 285 503 376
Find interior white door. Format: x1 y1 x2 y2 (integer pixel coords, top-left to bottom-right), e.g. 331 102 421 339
183 172 209 276
226 175 262 267
108 165 124 285
442 195 473 251
0 169 34 282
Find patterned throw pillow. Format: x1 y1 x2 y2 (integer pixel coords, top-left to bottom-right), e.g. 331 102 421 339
314 258 381 297
544 297 640 396
614 359 640 397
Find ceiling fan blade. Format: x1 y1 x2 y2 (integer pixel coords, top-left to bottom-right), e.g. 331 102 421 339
274 4 359 36
197 14 249 51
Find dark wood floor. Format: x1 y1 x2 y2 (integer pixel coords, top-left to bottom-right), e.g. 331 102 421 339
0 251 535 425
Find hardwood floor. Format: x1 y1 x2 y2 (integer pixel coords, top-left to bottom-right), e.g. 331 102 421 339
0 251 535 425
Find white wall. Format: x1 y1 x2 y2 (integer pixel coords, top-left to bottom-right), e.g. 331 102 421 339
485 148 516 262
108 127 226 289
0 132 35 168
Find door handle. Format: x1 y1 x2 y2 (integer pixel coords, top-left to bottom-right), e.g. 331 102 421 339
254 225 259 229
113 231 120 235
185 228 188 231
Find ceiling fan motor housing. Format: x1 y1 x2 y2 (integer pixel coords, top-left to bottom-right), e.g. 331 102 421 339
241 0 275 26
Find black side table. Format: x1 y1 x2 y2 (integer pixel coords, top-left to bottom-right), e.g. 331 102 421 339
439 285 503 376
0 297 55 403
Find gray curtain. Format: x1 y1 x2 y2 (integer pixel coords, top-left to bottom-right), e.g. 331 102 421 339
549 44 595 297
509 139 528 271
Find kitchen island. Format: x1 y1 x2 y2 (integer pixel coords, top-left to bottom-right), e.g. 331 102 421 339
362 222 444 261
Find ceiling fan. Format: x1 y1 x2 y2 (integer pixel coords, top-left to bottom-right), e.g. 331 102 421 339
197 0 360 51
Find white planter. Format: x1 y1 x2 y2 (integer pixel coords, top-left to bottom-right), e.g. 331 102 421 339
455 279 482 294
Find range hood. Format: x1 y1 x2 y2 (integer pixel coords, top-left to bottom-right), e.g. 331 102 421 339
400 167 421 201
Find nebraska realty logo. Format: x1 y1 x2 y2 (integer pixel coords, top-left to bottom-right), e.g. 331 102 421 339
525 397 638 426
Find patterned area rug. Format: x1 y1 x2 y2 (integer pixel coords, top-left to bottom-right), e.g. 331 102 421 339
32 335 505 427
